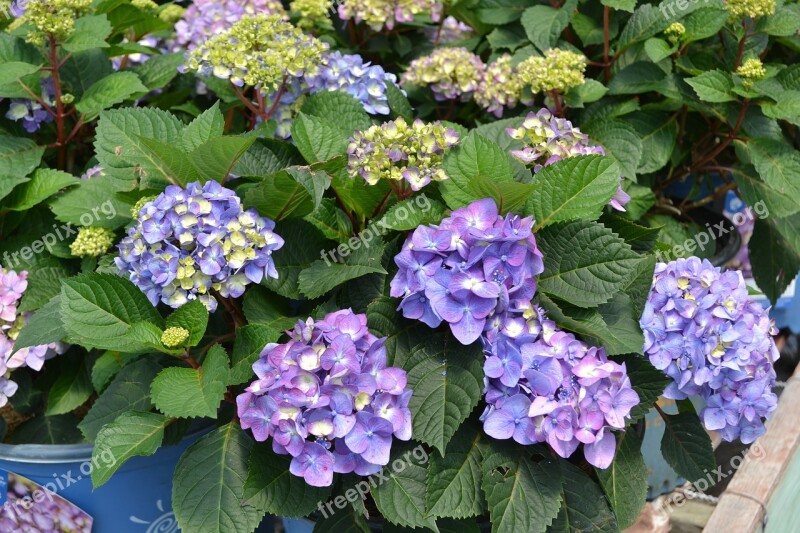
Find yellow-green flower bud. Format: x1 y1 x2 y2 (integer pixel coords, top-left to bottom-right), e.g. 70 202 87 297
131 0 158 11
161 326 190 348
725 0 776 20
60 93 75 104
131 195 156 218
70 227 115 257
16 0 92 45
290 0 332 29
665 22 685 44
517 49 587 94
736 58 767 88
158 4 185 24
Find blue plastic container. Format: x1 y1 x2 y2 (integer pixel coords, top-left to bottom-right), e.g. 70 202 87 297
283 517 315 533
0 427 207 532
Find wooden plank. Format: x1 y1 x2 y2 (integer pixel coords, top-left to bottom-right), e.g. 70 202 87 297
703 365 800 533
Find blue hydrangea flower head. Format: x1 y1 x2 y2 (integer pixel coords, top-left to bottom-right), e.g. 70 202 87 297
236 309 412 486
116 180 284 312
640 257 779 443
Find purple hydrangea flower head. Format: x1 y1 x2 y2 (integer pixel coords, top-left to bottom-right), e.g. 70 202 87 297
481 306 640 468
173 0 287 51
401 47 485 102
390 198 545 345
237 309 412 486
338 0 442 31
305 51 398 115
474 54 531 118
116 181 284 312
422 16 474 44
640 257 779 443
5 77 54 133
507 108 630 211
79 164 105 180
0 269 64 406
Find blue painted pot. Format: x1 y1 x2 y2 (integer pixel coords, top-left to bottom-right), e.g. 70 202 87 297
0 426 208 532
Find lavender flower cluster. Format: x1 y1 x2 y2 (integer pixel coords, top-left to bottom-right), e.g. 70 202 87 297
508 108 630 211
173 0 287 51
390 198 544 344
5 78 54 133
481 306 639 468
116 181 284 312
0 269 62 407
237 310 412 487
640 257 779 443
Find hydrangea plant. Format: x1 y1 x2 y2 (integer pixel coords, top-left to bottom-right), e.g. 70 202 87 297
0 1 793 532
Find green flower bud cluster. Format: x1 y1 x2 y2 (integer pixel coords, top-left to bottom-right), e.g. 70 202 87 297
183 14 327 94
736 58 767 88
401 47 485 101
517 48 587 94
290 0 332 29
346 118 460 191
725 0 776 19
70 227 115 258
131 0 158 12
131 195 157 218
161 326 190 348
474 54 531 117
13 0 92 45
159 4 186 24
665 22 685 44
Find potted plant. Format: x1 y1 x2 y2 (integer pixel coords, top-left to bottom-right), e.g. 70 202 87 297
0 0 793 532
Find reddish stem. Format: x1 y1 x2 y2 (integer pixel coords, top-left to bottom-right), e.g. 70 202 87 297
262 76 288 122
602 6 610 83
48 35 67 170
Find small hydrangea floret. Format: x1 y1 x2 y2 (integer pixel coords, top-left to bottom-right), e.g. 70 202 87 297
390 198 545 345
116 181 284 312
640 257 779 443
237 310 412 487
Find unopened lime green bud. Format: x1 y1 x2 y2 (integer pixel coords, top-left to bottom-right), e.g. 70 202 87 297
517 49 587 94
131 195 156 218
736 58 767 88
290 0 332 29
665 22 685 44
60 93 75 104
70 227 115 257
158 4 185 24
161 326 190 348
726 0 776 19
131 0 158 11
16 0 92 45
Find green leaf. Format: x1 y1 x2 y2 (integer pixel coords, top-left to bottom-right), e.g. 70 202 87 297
564 79 608 107
313 503 370 532
181 102 225 152
234 139 303 177
62 15 112 53
75 71 148 116
304 198 353 242
757 3 800 36
133 52 184 91
425 421 485 519
291 113 349 164
0 176 28 203
94 107 185 190
60 273 163 351
4 168 78 211
683 7 728 42
660 412 716 482
91 411 170 487
0 61 40 86
137 136 203 186
376 196 447 231
527 155 620 229
686 70 736 103
11 414 83 445
165 299 209 347
229 324 281 385
173 423 264 533
46 353 93 415
300 91 372 136
615 354 670 424
643 38 674 63
190 135 257 183
607 62 666 95
520 0 577 52
627 112 677 174
595 431 647 529
482 445 562 533
601 0 636 12
735 139 800 200
537 221 641 308
733 165 800 217
49 174 131 229
372 444 439 531
299 239 387 299
440 132 521 210
19 264 74 313
750 219 800 305
405 334 484 455
386 81 413 121
617 4 668 50
548 460 617 532
78 358 162 441
487 25 528 52
91 350 145 394
0 135 44 178
245 166 330 220
151 344 228 418
242 285 298 330
244 444 332 517
366 296 428 368
12 295 66 351
583 120 642 180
